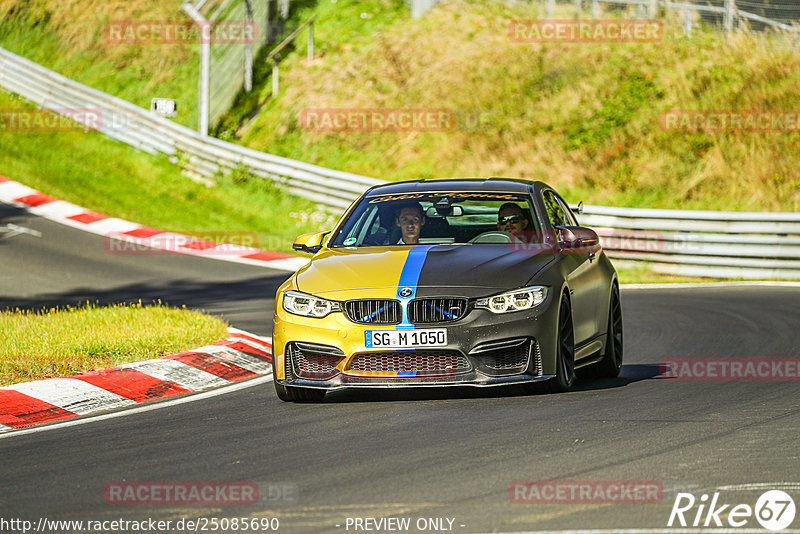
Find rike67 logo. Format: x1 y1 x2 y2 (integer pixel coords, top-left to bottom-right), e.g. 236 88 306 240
668 490 796 531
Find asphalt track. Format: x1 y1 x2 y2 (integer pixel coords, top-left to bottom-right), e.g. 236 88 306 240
2 204 800 533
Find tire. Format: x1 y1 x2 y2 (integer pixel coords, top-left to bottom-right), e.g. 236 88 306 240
274 380 326 402
539 293 577 393
593 283 623 378
273 353 326 402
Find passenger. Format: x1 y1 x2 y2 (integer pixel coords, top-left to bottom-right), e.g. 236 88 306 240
395 203 426 245
497 202 530 236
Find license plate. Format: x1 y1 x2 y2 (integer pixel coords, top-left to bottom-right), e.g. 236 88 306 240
365 329 447 348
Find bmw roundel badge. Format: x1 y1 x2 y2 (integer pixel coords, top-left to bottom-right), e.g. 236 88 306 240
399 288 413 298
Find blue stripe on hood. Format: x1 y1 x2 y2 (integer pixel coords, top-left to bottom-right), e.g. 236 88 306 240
396 245 434 329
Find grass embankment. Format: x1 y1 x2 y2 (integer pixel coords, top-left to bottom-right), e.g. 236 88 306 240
0 0 199 129
0 303 228 385
3 0 797 212
0 89 337 254
0 0 338 253
1 0 796 282
221 0 800 212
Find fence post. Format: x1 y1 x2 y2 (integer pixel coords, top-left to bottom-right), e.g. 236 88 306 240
573 0 581 18
591 0 599 19
308 19 314 61
546 0 555 18
265 0 273 43
272 62 279 98
648 0 657 19
724 0 735 32
244 0 254 92
683 9 692 36
181 3 210 136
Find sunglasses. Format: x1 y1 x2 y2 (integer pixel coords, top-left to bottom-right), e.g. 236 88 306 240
498 215 522 225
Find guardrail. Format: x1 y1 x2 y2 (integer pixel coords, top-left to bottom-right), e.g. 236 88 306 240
575 205 800 279
563 0 800 36
1 45 798 279
0 46 381 210
420 0 800 36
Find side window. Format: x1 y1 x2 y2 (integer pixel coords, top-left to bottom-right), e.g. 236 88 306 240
555 195 578 226
542 190 569 228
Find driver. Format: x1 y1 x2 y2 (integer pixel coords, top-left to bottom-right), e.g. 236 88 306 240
396 203 426 245
497 203 530 236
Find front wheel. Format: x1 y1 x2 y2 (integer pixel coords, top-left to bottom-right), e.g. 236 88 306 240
537 293 576 394
592 283 623 378
274 380 326 402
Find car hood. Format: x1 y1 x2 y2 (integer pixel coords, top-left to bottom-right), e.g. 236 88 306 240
294 244 554 300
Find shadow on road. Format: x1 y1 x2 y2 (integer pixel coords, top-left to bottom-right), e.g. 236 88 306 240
321 364 663 403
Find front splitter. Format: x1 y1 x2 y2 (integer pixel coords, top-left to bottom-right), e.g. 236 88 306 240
279 373 555 391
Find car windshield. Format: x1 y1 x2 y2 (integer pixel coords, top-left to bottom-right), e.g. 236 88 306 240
329 191 541 247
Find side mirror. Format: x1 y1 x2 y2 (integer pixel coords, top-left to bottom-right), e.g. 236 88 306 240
556 226 599 250
293 231 330 254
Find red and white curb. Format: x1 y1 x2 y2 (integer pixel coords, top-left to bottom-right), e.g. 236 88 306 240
0 328 273 432
0 175 309 272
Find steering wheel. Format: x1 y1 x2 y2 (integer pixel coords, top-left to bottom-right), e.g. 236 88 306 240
468 231 524 244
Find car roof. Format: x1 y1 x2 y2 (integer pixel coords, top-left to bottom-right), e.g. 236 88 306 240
363 177 549 196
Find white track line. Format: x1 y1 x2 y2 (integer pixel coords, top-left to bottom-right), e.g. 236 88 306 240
121 359 229 391
0 375 272 440
717 482 800 491
0 181 36 199
493 530 800 534
622 281 800 289
227 330 274 352
30 200 85 219
77 217 140 234
5 378 135 414
0 177 308 272
192 345 272 374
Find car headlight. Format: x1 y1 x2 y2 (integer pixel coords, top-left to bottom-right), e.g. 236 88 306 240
282 291 341 318
475 286 548 314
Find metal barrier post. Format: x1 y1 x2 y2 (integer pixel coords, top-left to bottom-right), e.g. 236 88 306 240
244 0 254 92
308 19 314 60
181 2 210 136
683 9 692 36
546 0 555 18
272 61 279 98
724 0 735 31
